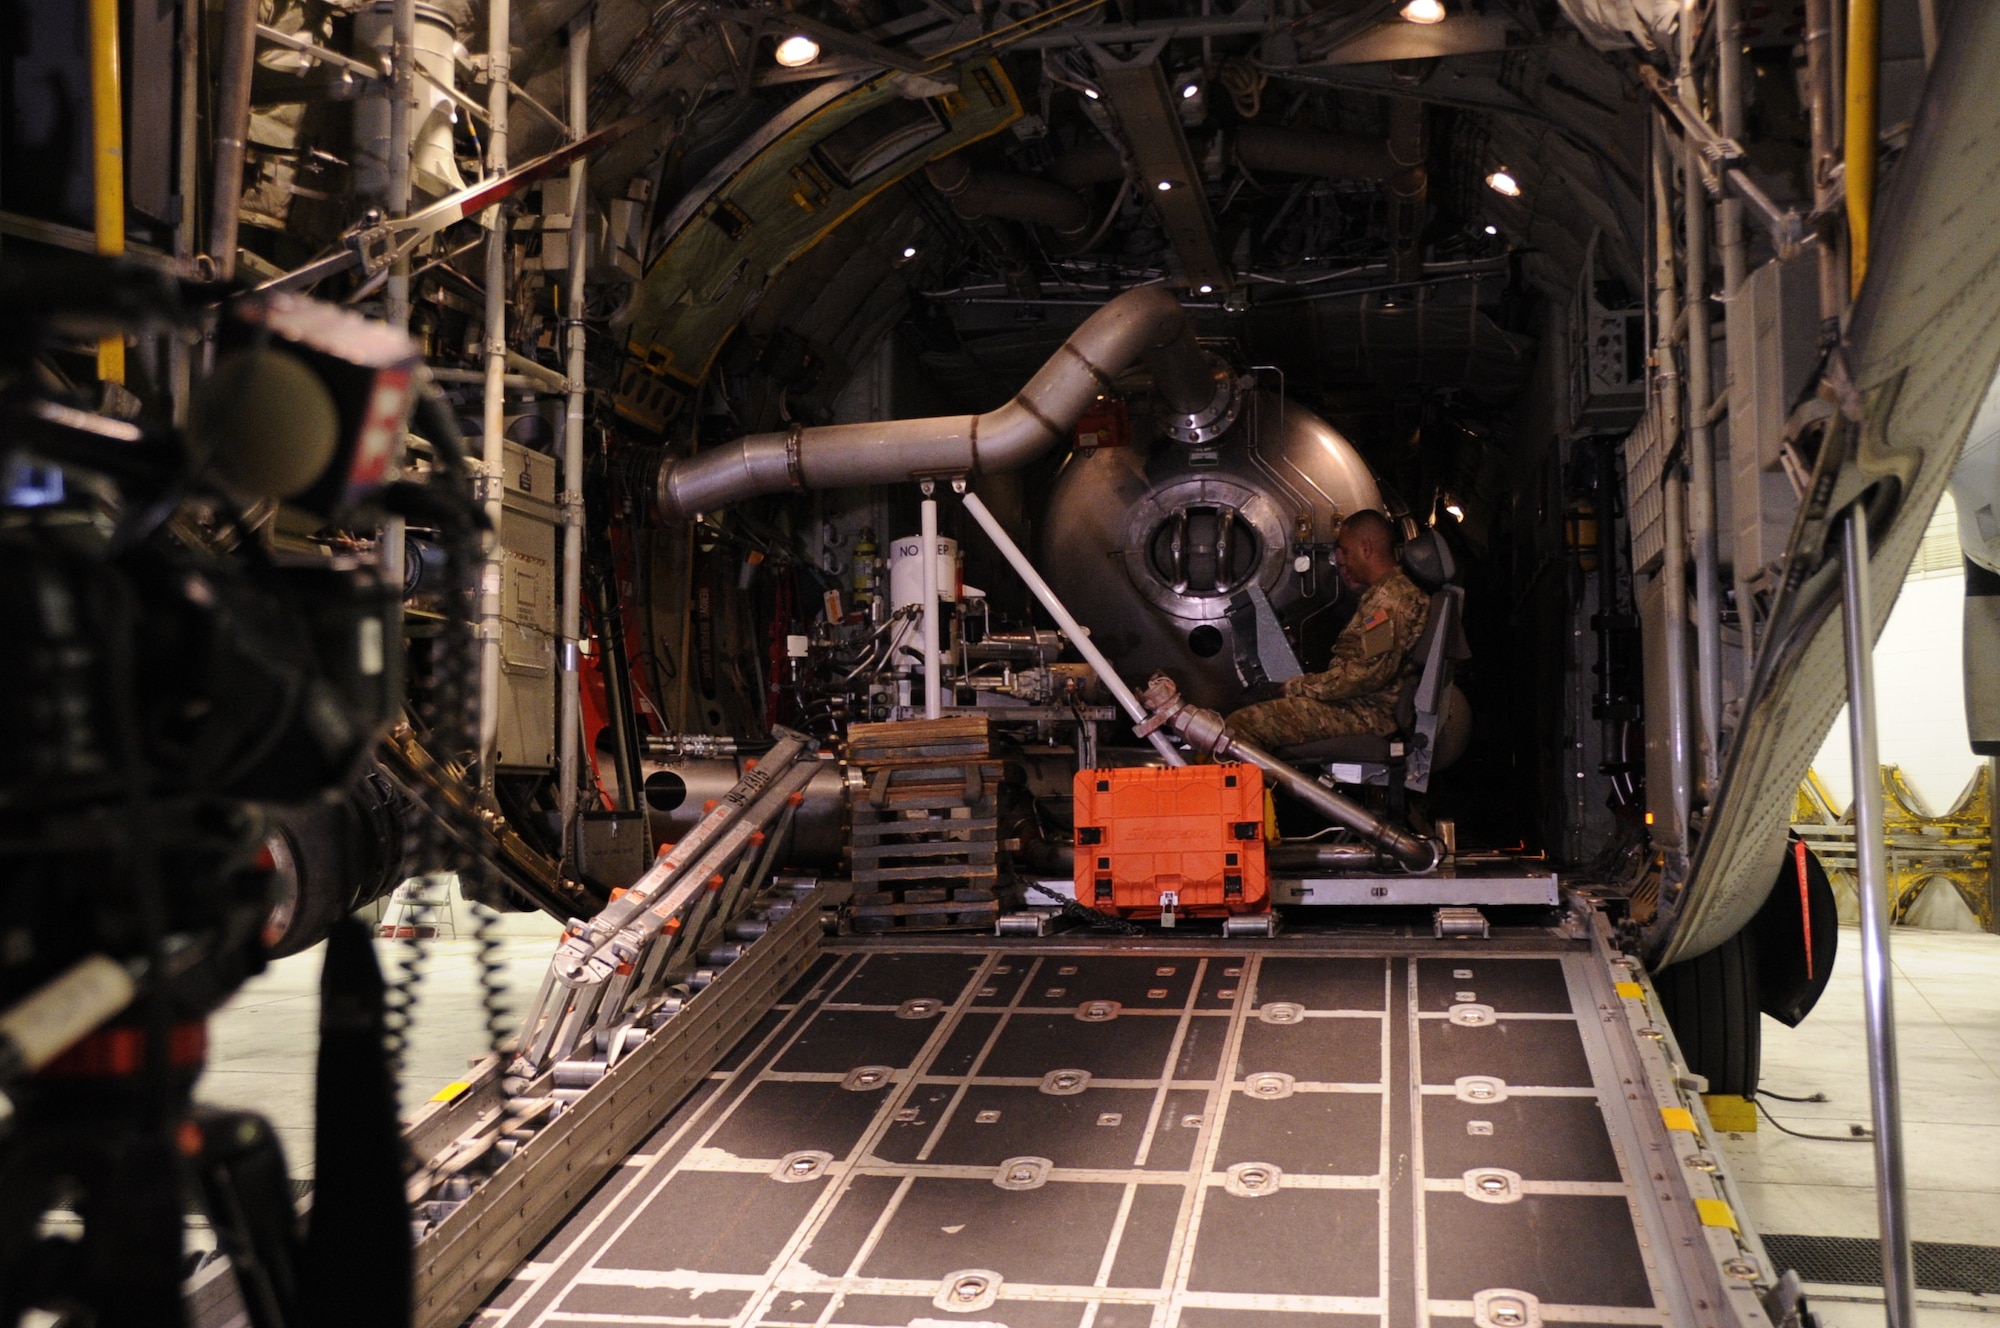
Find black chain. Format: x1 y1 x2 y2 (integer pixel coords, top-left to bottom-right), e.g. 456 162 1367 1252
1017 876 1145 935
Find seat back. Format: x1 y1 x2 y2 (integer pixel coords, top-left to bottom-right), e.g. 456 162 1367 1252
1394 584 1472 792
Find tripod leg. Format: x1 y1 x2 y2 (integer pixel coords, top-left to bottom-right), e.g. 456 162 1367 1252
191 1106 303 1328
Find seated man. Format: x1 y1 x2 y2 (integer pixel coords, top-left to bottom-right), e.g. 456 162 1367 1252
1226 509 1430 751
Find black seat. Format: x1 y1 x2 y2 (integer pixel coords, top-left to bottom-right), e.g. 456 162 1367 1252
1275 529 1472 795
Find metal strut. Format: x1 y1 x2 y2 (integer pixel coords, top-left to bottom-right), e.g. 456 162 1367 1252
1137 674 1441 872
508 728 822 1076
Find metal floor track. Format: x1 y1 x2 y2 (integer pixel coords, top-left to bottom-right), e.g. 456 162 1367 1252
470 936 1746 1328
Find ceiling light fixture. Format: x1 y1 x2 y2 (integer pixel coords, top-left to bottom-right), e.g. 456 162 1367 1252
1157 180 1174 191
902 246 918 259
1083 86 1100 100
1181 82 1200 99
1400 0 1447 22
1483 223 1499 235
1485 168 1521 197
774 34 820 67
1197 284 1214 294
1445 501 1465 520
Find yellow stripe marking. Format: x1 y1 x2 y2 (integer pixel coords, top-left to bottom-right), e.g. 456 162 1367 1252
1661 1107 1697 1132
430 1080 472 1103
1614 981 1645 999
1696 1198 1739 1231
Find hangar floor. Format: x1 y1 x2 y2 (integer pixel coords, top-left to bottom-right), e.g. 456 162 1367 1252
203 918 2000 1328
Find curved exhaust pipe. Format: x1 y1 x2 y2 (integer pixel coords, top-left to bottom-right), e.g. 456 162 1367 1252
654 285 1225 520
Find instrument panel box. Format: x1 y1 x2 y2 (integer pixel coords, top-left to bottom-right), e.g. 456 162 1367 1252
1073 764 1269 918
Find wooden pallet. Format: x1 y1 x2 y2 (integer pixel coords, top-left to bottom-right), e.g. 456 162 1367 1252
846 715 991 766
847 743 1004 932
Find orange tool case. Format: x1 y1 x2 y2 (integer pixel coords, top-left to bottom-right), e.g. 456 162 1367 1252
1072 764 1269 918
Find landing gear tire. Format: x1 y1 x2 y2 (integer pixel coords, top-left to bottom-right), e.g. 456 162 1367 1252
1651 925 1760 1098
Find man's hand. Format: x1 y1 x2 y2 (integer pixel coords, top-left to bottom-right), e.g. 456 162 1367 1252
1243 679 1289 704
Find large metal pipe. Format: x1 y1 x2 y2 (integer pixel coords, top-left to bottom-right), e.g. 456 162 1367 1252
1385 100 1427 282
88 0 124 384
1804 0 1847 333
1137 674 1440 871
1845 0 1880 297
208 0 257 282
385 0 417 329
477 0 510 781
1715 0 1749 299
1054 126 1401 190
925 157 1093 241
1232 124 1396 180
920 488 943 718
558 15 589 859
1840 509 1916 1328
653 285 1219 520
1680 14 1724 792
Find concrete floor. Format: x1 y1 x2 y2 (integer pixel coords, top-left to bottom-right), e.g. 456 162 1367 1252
200 917 2000 1321
203 906 562 1180
1713 926 2000 1327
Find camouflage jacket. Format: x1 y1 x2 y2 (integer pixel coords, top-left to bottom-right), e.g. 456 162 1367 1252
1282 569 1431 719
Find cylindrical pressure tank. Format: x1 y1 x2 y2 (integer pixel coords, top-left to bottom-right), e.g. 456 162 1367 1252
1041 391 1382 711
637 756 847 865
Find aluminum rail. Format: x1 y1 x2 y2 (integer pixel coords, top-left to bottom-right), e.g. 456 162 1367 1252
1840 508 1916 1328
542 729 814 981
653 285 1226 520
1136 674 1441 871
959 488 1186 766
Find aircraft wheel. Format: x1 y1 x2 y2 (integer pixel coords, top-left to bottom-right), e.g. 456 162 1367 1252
1651 925 1761 1098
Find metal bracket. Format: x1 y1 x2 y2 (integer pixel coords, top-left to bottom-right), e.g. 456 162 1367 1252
1639 68 1809 259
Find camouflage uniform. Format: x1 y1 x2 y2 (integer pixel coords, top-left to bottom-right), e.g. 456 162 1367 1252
1226 569 1431 750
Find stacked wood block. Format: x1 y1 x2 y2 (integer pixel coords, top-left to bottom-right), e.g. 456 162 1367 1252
846 717 1002 932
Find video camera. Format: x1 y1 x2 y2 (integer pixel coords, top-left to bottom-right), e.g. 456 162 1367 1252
0 253 476 1327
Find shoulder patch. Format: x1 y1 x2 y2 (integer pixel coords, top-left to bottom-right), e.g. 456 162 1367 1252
1361 608 1389 632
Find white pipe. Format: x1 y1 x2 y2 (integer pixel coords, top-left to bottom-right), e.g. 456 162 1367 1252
1840 510 1916 1328
477 0 510 784
558 16 589 859
385 0 415 328
920 490 943 719
960 489 1185 766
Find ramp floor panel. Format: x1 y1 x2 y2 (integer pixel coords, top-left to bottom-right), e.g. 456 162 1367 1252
479 943 1694 1328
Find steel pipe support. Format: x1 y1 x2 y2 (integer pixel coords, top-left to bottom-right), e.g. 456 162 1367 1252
1840 509 1916 1328
1136 675 1440 871
208 0 258 281
959 491 1185 766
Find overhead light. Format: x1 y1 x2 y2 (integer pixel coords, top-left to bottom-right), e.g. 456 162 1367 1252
1157 180 1174 191
902 246 918 258
1083 86 1100 100
774 34 820 67
1485 168 1521 197
1181 82 1200 100
1197 283 1214 294
1483 223 1499 235
1400 0 1447 23
1445 501 1465 520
